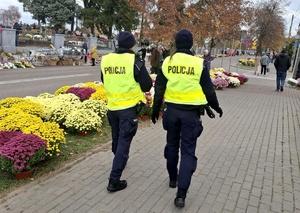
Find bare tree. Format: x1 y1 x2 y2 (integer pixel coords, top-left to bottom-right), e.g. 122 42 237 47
251 0 288 52
0 6 21 27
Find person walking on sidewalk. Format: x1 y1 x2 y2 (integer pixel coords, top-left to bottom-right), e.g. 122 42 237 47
274 49 291 92
254 52 261 76
100 31 152 192
151 29 223 208
90 45 98 66
260 52 269 75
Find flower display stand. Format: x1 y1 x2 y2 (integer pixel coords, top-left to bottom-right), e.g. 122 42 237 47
48 60 58 66
139 115 150 121
214 86 223 90
15 168 34 180
78 131 90 136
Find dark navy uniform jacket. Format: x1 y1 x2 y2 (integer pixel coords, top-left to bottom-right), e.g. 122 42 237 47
152 49 220 112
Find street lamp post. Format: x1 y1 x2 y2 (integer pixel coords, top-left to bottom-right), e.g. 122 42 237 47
221 39 226 68
228 36 234 72
292 23 300 79
236 31 246 73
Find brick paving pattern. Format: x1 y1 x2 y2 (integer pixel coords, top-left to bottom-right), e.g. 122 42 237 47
0 60 300 213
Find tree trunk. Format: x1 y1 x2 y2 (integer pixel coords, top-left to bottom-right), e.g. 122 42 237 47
70 17 75 32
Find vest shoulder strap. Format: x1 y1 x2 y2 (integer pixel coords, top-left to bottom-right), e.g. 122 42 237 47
135 58 144 71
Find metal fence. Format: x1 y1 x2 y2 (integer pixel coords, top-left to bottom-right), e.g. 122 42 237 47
17 30 114 50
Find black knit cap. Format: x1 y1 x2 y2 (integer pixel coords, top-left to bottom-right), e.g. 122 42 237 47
281 49 287 54
175 29 193 49
118 31 136 49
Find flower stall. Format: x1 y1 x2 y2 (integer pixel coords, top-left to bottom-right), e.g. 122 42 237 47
0 52 35 69
209 68 248 89
239 58 255 67
287 78 300 89
0 81 109 177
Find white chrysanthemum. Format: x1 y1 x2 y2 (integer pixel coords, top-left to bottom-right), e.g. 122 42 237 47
228 77 240 87
230 72 239 76
287 78 299 86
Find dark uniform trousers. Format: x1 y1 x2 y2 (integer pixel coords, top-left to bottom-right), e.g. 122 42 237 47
163 106 203 191
107 107 138 180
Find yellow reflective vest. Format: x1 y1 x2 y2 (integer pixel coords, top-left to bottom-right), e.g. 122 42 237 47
162 53 208 105
101 53 146 110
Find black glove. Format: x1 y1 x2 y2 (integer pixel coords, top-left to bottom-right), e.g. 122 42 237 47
151 110 159 124
205 105 215 118
214 107 223 117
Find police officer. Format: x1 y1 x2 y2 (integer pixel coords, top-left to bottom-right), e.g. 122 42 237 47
101 31 152 192
151 29 223 207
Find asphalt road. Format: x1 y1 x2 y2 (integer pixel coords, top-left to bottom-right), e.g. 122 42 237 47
0 65 102 99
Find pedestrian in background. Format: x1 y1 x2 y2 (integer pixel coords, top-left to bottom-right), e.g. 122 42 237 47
100 31 152 192
138 45 147 61
296 60 300 80
151 29 223 208
12 19 20 46
150 45 163 74
90 44 97 66
260 52 269 75
82 40 88 64
254 52 261 76
203 49 214 72
274 49 291 92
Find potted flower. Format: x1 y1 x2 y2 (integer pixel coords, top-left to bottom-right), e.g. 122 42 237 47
212 76 229 89
227 76 241 87
139 106 152 120
287 78 300 88
66 87 96 101
64 109 102 134
0 131 47 177
139 92 153 120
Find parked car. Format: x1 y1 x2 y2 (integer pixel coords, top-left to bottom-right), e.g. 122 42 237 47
226 49 236 56
246 50 256 56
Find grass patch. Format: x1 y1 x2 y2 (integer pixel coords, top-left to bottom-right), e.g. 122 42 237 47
238 63 255 70
0 117 111 199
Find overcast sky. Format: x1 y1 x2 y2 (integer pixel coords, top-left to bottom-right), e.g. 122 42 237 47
0 0 299 36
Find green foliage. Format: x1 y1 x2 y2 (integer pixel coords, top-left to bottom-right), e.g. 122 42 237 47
0 148 46 174
139 106 152 116
22 0 77 31
81 0 139 38
285 40 294 57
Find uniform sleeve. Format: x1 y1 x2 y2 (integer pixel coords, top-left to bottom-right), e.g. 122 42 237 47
134 62 152 92
152 67 167 112
200 63 220 110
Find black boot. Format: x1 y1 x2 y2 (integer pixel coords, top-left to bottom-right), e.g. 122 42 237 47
169 175 177 188
174 189 187 207
107 179 127 192
169 181 177 188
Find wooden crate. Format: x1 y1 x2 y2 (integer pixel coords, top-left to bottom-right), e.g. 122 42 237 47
63 60 74 66
48 60 58 66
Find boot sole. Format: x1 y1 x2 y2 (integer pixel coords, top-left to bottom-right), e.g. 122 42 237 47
174 198 185 207
107 185 127 192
